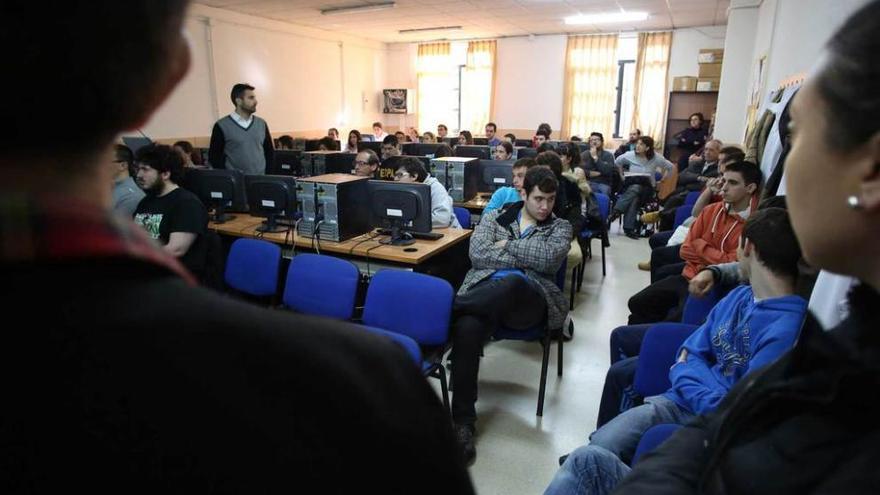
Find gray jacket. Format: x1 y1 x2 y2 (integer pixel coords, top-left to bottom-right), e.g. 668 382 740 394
459 202 572 329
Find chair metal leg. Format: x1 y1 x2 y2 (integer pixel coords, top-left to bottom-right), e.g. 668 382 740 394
601 235 607 277
576 258 585 292
569 267 577 309
537 334 551 416
557 329 564 377
436 365 450 412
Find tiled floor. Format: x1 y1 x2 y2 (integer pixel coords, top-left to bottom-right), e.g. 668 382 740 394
437 231 652 494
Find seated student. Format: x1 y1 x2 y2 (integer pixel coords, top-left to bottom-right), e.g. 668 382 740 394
111 144 144 217
581 132 616 196
422 131 437 143
534 129 550 148
615 129 641 158
406 127 420 143
327 127 339 141
675 139 722 193
485 157 537 212
344 129 361 152
493 140 514 161
547 207 807 495
133 144 209 281
317 136 337 151
457 130 473 146
395 130 407 144
173 140 201 168
393 157 461 229
503 133 516 144
485 122 502 147
558 142 590 198
352 149 381 178
537 151 584 236
611 136 674 239
437 123 449 140
627 161 762 324
570 135 582 142
372 121 388 141
278 134 296 150
451 166 571 465
381 134 401 160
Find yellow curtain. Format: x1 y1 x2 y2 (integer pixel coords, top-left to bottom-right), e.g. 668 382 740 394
561 34 619 141
416 42 454 133
631 32 673 150
461 40 497 136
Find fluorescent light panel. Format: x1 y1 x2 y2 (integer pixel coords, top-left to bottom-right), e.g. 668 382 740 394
564 11 649 25
321 2 396 16
399 25 462 34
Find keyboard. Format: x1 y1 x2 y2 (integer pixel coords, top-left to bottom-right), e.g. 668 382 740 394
376 229 444 241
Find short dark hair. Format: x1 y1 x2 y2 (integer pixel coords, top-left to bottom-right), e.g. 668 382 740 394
438 124 448 131
523 166 558 197
372 122 383 129
537 123 552 134
497 141 514 157
536 129 551 140
512 157 537 170
278 135 295 149
719 146 745 162
486 122 497 132
114 144 134 176
136 144 184 185
637 136 655 160
328 127 338 135
396 156 428 182
741 207 802 279
318 136 337 150
536 142 555 154
590 132 605 145
816 0 880 148
557 142 581 168
231 83 255 105
690 112 705 123
382 135 399 147
504 133 516 141
173 141 194 153
724 161 762 190
434 143 454 158
758 195 787 210
570 136 582 142
1 1 189 157
535 151 563 177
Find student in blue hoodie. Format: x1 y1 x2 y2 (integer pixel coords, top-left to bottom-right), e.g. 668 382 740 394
545 207 807 495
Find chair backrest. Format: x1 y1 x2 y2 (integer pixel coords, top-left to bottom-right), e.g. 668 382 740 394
632 424 683 465
672 206 691 230
633 323 699 398
681 286 724 325
282 253 360 320
358 325 422 366
684 190 701 206
554 259 567 290
454 206 471 229
362 270 454 346
224 238 281 296
594 192 611 220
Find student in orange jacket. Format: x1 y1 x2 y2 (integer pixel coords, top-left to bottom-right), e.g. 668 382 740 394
628 161 762 324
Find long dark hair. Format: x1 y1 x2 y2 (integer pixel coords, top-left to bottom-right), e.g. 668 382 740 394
638 136 655 160
348 130 362 149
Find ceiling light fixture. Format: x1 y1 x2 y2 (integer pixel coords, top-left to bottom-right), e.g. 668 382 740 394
564 11 649 25
399 26 463 34
320 2 396 16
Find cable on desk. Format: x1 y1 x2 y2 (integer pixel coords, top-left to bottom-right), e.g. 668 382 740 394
364 243 385 277
347 231 381 257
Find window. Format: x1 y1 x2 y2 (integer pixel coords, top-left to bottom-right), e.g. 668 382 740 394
614 60 636 138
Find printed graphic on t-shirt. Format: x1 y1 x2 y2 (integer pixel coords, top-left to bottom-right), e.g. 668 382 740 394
134 213 163 240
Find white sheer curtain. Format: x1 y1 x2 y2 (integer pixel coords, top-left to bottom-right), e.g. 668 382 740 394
631 31 673 149
460 40 497 136
417 42 454 133
561 34 619 140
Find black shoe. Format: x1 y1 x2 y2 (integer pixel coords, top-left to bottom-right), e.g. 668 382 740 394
609 211 622 224
454 423 476 466
624 230 640 240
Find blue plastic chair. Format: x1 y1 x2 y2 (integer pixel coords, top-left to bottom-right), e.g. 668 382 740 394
683 190 701 206
454 206 471 229
578 192 610 288
224 238 282 301
633 424 683 465
282 254 360 320
358 325 423 367
633 323 698 398
362 270 455 410
672 206 691 230
681 286 725 325
493 261 568 416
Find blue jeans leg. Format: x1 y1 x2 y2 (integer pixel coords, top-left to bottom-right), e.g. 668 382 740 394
588 395 693 465
544 445 631 495
590 182 612 196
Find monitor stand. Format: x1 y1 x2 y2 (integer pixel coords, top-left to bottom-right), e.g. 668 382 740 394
379 220 415 246
211 203 236 224
256 213 288 233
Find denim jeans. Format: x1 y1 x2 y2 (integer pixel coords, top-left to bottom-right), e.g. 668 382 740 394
613 184 644 232
597 356 640 429
545 395 693 495
589 182 612 197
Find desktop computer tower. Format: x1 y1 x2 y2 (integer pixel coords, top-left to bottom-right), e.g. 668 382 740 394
429 156 479 202
296 174 371 242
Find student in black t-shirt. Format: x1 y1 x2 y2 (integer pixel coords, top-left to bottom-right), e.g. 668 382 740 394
134 144 208 277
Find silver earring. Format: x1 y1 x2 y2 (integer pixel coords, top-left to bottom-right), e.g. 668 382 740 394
847 195 863 210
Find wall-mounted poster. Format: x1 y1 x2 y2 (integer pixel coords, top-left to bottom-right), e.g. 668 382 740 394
743 55 767 142
383 89 408 114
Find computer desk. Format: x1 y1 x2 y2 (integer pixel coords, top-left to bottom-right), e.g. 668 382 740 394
210 213 472 287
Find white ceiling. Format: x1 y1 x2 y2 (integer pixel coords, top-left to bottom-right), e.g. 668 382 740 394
195 0 730 43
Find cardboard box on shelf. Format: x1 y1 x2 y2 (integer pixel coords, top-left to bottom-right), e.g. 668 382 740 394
673 76 698 91
697 77 720 91
698 62 723 78
698 49 724 64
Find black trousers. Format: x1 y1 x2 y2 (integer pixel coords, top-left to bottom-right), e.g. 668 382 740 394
649 230 674 250
451 275 547 425
608 323 654 364
650 245 683 283
627 274 689 325
597 356 641 429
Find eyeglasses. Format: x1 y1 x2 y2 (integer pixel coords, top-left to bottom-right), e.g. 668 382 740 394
354 160 371 167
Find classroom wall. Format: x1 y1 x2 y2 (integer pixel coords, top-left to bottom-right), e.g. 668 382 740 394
135 3 389 145
713 0 870 144
666 26 727 87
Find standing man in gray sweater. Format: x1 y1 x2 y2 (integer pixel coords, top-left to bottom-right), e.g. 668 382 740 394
208 83 274 175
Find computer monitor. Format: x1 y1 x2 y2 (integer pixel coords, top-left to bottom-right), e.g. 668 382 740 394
472 137 489 146
122 136 152 154
454 145 491 160
185 169 248 223
516 147 538 159
382 155 430 176
405 143 445 157
439 137 457 146
479 160 515 192
325 152 357 174
269 150 303 176
514 139 533 147
358 141 383 154
304 139 322 152
367 180 432 246
245 175 300 233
